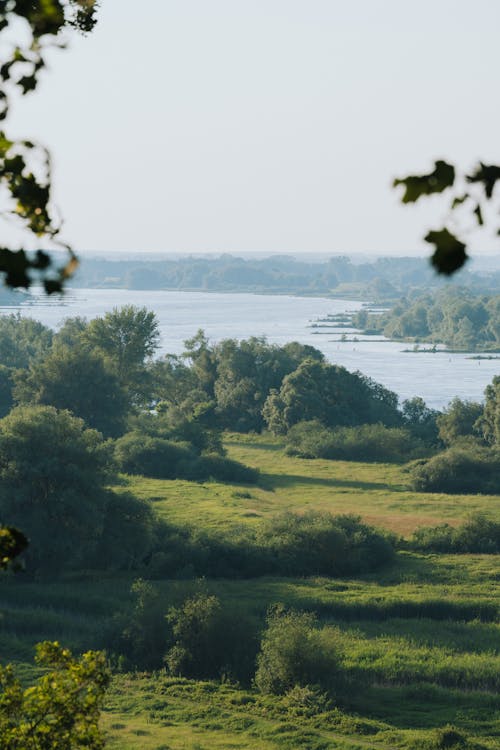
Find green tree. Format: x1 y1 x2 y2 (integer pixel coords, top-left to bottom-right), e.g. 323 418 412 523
436 398 483 446
0 314 52 368
0 641 109 750
0 405 112 572
13 345 128 437
83 306 160 404
479 376 500 445
263 359 397 435
254 605 342 696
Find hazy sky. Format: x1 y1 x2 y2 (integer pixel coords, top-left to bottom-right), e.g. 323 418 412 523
7 0 500 255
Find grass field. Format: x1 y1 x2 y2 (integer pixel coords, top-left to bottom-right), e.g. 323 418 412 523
1 434 499 749
121 433 500 537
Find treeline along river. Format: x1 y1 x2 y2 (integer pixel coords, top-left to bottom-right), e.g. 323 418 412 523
8 288 500 409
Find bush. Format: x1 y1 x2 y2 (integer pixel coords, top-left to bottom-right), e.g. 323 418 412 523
410 445 500 493
285 420 427 462
254 605 343 696
114 432 258 484
114 432 195 478
188 454 259 483
257 512 395 576
410 514 500 554
165 592 257 682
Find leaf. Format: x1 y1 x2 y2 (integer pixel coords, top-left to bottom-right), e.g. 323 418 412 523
393 160 455 203
473 204 484 226
451 194 469 209
424 228 468 275
466 162 500 199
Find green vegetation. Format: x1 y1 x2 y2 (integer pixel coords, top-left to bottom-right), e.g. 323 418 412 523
0 434 498 748
354 289 500 351
0 306 498 749
0 641 109 750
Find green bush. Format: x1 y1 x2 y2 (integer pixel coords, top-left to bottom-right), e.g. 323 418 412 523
257 512 395 576
410 445 500 493
165 592 257 682
285 420 427 462
410 514 500 554
254 605 343 696
114 432 258 484
114 431 195 478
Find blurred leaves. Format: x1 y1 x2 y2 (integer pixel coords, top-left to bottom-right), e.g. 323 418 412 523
0 526 27 569
424 229 467 276
0 1 98 292
396 159 500 274
393 160 455 203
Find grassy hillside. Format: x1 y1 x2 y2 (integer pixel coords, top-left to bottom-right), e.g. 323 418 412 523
1 434 499 749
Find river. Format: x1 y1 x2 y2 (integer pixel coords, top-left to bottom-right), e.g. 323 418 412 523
8 288 499 410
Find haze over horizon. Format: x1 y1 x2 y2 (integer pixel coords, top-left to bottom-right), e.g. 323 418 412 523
6 1 500 257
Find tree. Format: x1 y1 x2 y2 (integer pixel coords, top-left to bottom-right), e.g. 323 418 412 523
436 398 483 446
0 405 111 572
13 344 128 437
479 376 500 446
254 605 342 696
83 306 160 403
263 359 398 435
0 1 98 293
0 641 109 750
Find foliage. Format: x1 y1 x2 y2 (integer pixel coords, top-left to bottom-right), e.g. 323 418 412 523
0 314 52 368
357 289 500 351
257 512 395 576
0 405 156 573
409 514 500 554
0 640 109 750
401 396 441 445
82 306 159 400
394 159 500 274
285 420 427 462
410 445 500 494
0 1 98 292
14 344 128 437
0 525 27 569
254 605 343 696
263 359 400 434
110 579 168 671
479 375 500 445
114 431 258 484
114 431 195 479
436 398 483 445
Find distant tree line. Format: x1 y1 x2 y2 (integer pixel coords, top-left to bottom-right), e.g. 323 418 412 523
63 254 500 298
354 288 500 351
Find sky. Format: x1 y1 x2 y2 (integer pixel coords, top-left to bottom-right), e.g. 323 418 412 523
6 0 500 256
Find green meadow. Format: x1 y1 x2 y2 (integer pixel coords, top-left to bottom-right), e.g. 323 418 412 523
1 434 499 749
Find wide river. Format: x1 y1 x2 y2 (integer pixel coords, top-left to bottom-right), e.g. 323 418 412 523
10 288 500 409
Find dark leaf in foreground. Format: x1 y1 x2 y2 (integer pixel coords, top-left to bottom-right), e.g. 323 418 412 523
393 160 455 203
424 228 468 275
466 162 500 198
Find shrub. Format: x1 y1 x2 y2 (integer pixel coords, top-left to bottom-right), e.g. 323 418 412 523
410 445 500 493
165 592 257 682
188 454 259 483
254 605 343 696
114 432 195 478
114 432 258 483
410 514 500 554
257 512 395 576
285 420 427 462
